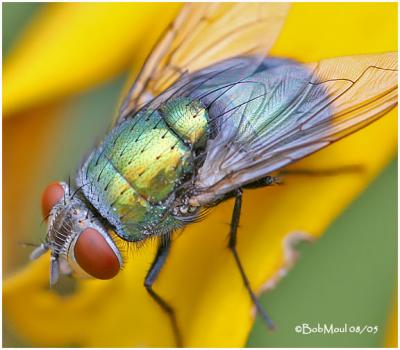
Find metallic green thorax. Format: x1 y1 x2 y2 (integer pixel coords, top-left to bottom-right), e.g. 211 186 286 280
79 98 208 241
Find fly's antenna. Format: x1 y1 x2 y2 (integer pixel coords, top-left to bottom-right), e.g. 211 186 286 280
19 241 40 248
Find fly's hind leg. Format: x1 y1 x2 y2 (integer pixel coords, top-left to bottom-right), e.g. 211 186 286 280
243 175 282 189
228 188 275 329
279 164 365 177
144 236 182 347
243 165 364 191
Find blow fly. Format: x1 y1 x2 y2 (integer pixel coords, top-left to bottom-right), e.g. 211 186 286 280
31 3 397 346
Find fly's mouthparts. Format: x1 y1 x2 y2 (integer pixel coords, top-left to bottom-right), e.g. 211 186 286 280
30 243 50 260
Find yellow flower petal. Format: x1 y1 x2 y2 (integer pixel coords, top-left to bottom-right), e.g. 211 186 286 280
3 3 397 347
3 3 180 117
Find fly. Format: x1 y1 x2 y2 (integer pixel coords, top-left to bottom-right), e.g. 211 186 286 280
31 3 398 347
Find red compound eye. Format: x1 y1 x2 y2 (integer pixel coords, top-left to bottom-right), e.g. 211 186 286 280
74 228 120 279
42 182 65 218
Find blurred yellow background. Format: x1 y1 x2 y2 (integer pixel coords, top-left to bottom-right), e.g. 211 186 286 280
3 3 397 347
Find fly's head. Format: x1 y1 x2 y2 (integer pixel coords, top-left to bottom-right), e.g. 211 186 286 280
31 182 123 286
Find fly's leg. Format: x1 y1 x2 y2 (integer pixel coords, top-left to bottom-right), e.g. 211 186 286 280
279 164 365 177
243 175 282 189
144 236 182 347
228 188 275 329
243 165 364 191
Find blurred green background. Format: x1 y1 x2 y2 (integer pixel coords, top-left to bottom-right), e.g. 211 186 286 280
3 3 397 347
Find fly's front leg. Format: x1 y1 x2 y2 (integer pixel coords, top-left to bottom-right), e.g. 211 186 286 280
228 189 275 329
144 236 182 347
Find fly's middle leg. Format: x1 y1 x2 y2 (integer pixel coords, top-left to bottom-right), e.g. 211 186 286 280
144 236 182 347
228 188 275 330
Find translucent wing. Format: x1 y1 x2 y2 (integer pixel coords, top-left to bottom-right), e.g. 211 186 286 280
184 52 398 205
117 2 290 122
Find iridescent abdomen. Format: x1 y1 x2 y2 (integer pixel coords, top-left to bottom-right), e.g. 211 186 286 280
77 98 208 241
